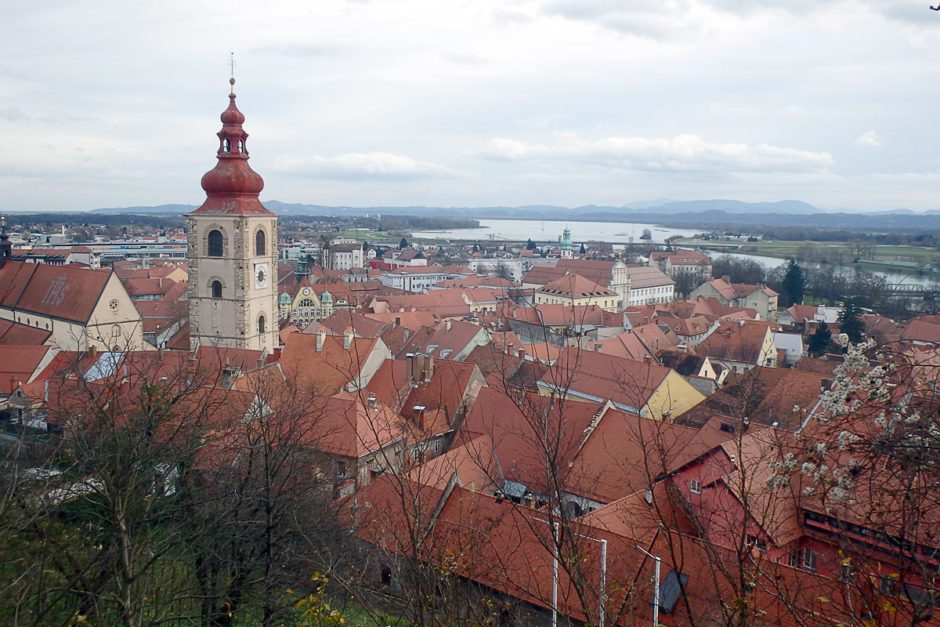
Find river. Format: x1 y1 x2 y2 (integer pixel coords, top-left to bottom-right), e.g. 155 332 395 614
703 250 935 287
413 218 935 287
411 218 699 245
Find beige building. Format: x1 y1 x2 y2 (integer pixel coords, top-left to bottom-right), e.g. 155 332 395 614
0 260 146 351
187 80 279 353
534 272 622 312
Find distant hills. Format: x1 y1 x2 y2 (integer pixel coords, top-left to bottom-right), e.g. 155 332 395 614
52 198 935 232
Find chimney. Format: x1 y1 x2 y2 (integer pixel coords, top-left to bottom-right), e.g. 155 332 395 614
316 329 326 352
820 378 833 393
367 394 378 410
738 318 745 327
426 355 434 381
594 343 602 352
413 405 427 430
395 316 401 328
506 341 514 356
517 348 526 361
343 328 354 349
446 319 452 331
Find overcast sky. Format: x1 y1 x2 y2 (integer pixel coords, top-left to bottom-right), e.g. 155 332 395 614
2 0 938 212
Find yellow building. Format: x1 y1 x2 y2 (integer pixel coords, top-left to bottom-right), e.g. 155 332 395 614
533 272 621 312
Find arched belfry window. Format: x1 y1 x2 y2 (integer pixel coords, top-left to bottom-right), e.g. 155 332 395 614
211 280 222 299
257 315 266 334
207 229 224 257
255 229 266 256
223 138 232 152
238 139 245 153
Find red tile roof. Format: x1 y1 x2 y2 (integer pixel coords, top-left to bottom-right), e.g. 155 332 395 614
538 273 616 298
0 319 52 345
0 260 114 324
542 348 671 413
695 319 773 365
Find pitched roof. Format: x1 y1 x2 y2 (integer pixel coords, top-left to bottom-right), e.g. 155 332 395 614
277 330 385 395
538 273 616 298
373 289 472 318
458 388 600 493
677 366 826 431
399 320 485 360
0 318 52 345
541 348 671 413
299 394 406 459
0 345 54 394
568 407 718 503
695 320 772 364
0 260 115 324
624 265 675 289
319 310 388 338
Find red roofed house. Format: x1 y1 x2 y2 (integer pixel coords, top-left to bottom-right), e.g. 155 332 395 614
695 319 777 373
523 259 630 310
0 260 146 351
691 277 779 322
534 273 622 312
538 348 704 420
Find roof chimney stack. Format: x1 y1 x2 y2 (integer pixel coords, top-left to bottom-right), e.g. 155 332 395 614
343 328 353 349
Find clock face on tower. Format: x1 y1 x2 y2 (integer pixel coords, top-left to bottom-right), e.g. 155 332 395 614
254 263 268 289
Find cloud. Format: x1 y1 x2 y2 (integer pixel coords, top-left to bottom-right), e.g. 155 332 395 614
0 107 29 122
538 0 698 37
273 152 456 180
854 131 883 147
536 0 940 35
481 134 833 175
251 43 348 58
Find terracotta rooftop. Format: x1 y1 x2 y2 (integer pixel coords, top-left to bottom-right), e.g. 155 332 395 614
538 272 616 298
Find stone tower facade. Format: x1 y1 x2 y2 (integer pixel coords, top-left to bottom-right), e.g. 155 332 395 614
187 79 279 353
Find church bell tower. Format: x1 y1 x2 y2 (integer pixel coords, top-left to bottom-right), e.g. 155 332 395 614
187 78 278 352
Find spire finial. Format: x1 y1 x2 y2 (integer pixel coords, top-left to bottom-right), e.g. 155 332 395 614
229 52 236 95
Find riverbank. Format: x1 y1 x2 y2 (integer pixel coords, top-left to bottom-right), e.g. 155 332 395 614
675 237 940 275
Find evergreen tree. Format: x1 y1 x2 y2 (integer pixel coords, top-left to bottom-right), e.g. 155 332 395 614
808 321 832 356
780 259 805 307
579 243 586 255
399 237 408 250
839 299 865 344
526 238 537 251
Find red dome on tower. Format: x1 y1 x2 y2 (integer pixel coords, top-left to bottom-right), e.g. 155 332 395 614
189 79 273 216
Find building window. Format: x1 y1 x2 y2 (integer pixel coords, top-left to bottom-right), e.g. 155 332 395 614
211 280 222 299
238 139 245 153
689 479 702 494
255 229 266 256
336 460 348 479
257 315 266 334
223 138 231 152
801 547 817 571
880 576 897 595
207 230 224 257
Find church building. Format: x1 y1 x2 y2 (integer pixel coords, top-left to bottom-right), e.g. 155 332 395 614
187 79 279 352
